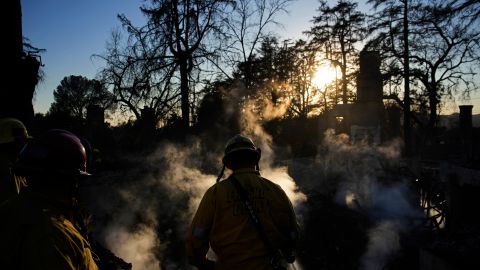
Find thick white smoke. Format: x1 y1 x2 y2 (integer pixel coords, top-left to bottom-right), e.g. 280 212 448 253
318 130 422 269
104 224 160 270
86 140 217 270
262 167 307 207
85 86 423 269
89 110 307 270
149 142 217 218
359 182 417 270
361 221 401 270
240 100 307 207
237 99 307 270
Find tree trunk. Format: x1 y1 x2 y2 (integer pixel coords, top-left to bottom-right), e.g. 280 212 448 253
428 88 438 129
341 42 348 104
341 65 348 104
180 59 189 130
0 0 37 127
403 0 412 156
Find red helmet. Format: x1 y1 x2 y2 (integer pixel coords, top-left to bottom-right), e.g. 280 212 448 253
15 129 90 178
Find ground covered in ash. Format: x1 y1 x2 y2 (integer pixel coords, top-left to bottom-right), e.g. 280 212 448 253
286 157 423 270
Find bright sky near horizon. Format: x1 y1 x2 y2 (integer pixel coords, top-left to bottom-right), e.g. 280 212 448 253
22 0 479 115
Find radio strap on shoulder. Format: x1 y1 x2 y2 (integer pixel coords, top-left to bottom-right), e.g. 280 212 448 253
229 176 286 269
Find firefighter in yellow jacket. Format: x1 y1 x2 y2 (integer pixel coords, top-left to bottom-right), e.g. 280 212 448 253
0 129 98 270
0 117 30 203
187 134 299 270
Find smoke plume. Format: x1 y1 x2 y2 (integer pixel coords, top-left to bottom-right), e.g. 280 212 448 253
319 130 422 269
84 140 217 270
104 224 160 270
84 83 423 269
240 99 307 207
85 97 306 269
361 221 401 270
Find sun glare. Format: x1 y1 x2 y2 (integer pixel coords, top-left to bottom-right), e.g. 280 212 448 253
312 65 337 88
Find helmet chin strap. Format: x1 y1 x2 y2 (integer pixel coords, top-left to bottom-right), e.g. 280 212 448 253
255 148 261 172
217 147 262 183
216 165 225 183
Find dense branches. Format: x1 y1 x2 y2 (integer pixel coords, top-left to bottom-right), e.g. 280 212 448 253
367 0 480 129
97 27 178 124
140 0 232 129
98 0 294 127
93 0 480 134
219 0 292 74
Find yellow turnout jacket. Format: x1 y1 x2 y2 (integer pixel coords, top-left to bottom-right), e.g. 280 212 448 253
0 190 99 270
0 153 27 204
187 169 298 270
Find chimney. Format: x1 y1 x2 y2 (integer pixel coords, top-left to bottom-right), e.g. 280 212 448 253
459 105 473 130
354 50 384 127
356 50 383 103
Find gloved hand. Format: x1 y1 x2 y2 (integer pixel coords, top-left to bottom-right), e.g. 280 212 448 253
285 253 295 263
282 249 296 263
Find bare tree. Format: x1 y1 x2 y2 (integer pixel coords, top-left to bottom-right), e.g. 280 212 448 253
140 0 232 130
445 0 480 23
219 0 293 77
97 27 179 124
367 0 480 130
367 0 417 154
409 3 480 128
98 0 294 129
212 0 300 123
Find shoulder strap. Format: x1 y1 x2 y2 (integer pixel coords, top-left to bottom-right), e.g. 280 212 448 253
229 175 278 260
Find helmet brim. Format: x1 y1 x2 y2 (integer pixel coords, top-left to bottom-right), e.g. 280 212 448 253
225 147 258 156
223 147 260 164
79 171 92 177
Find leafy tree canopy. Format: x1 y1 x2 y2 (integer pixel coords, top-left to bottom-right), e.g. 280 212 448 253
48 75 114 119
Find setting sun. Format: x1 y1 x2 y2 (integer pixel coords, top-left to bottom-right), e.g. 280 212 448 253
312 65 337 88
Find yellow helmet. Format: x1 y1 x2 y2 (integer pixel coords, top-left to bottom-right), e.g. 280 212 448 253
223 134 260 163
0 118 30 144
224 134 257 156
